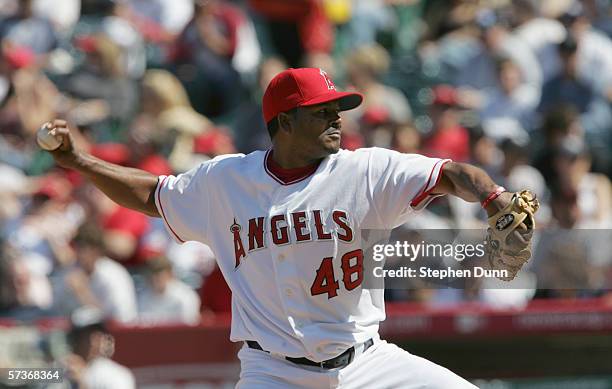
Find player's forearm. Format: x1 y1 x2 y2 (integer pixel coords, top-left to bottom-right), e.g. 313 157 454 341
438 163 496 201
41 119 160 217
69 151 160 217
437 162 510 216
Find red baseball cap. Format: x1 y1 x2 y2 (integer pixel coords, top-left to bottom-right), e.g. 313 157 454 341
262 68 363 124
74 35 98 53
3 46 35 69
432 85 458 106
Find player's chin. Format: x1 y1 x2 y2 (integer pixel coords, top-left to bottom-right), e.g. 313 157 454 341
321 138 341 154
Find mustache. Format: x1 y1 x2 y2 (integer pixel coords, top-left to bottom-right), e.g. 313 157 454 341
326 122 341 132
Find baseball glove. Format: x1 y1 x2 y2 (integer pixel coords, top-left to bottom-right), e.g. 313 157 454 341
484 190 539 281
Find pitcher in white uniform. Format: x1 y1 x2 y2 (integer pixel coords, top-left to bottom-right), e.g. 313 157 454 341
44 67 521 388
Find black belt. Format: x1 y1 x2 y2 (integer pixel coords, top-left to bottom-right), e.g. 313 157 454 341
245 339 374 369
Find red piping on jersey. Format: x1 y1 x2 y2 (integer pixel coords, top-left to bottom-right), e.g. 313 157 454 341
410 160 449 207
263 149 320 186
157 176 186 243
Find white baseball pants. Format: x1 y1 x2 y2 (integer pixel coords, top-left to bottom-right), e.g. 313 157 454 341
236 337 478 388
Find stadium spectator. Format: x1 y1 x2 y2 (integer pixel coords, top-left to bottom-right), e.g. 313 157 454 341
248 0 334 67
532 106 583 184
63 181 166 277
549 137 611 228
0 45 43 169
391 123 421 155
560 1 612 100
6 51 61 138
0 0 58 55
511 0 567 82
455 9 542 96
32 0 81 34
0 163 31 226
417 2 483 84
137 256 201 325
7 173 82 282
0 44 112 152
538 34 612 145
137 69 212 172
532 188 593 298
55 223 137 323
477 56 539 129
556 7 612 173
345 44 413 148
420 85 470 162
100 204 152 266
581 0 612 38
127 0 193 40
164 238 216 281
65 307 136 389
230 56 284 153
498 136 532 184
172 0 260 75
56 34 138 129
497 135 549 223
74 0 146 79
170 0 253 118
334 0 395 50
467 125 500 176
0 245 52 320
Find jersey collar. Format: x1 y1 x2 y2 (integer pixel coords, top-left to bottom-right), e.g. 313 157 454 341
264 149 322 186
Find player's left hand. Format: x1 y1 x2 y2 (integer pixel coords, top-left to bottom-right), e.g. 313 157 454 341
484 190 539 281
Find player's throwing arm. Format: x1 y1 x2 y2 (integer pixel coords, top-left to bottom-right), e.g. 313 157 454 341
37 120 160 217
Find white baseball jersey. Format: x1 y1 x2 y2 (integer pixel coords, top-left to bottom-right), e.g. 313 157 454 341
155 147 449 362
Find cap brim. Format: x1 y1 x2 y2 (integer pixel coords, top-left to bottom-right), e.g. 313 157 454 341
300 91 363 112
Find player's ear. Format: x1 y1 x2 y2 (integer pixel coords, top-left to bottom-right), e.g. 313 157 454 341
278 111 294 133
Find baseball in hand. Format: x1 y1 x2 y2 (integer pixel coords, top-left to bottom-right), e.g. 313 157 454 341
36 122 63 151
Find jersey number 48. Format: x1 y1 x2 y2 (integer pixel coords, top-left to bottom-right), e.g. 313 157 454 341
310 249 364 299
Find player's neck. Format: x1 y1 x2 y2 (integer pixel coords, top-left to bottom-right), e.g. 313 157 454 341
269 147 322 170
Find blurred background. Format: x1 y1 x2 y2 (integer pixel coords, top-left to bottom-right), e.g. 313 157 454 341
0 0 611 387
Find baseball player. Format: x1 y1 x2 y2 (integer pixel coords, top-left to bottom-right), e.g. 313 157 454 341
43 67 537 388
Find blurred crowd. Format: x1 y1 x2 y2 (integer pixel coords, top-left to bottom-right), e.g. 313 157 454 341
0 0 611 331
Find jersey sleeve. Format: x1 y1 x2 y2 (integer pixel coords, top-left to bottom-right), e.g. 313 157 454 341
367 148 450 228
155 162 212 244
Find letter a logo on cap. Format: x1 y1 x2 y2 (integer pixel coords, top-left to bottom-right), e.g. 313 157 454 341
320 69 336 91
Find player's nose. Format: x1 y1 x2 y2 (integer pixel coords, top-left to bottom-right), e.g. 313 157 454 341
330 115 342 129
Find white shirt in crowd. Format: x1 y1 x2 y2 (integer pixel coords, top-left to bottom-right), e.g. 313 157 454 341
33 0 81 32
82 357 135 389
576 29 612 96
514 17 566 82
138 279 201 325
90 257 138 323
128 0 193 34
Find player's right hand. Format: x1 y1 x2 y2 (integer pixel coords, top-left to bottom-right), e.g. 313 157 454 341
45 119 80 168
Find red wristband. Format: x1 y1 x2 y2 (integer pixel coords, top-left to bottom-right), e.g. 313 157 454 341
481 186 506 209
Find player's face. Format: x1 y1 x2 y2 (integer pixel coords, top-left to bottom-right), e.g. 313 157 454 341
291 101 342 158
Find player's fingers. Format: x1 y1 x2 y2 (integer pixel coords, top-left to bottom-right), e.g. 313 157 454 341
50 119 67 128
50 127 73 152
52 127 70 136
